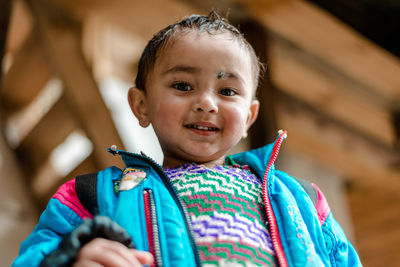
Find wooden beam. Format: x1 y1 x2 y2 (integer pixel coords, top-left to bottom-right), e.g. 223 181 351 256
95 0 199 39
240 20 278 147
348 187 400 254
1 33 52 113
4 0 33 54
354 225 400 264
269 34 395 146
307 0 400 58
26 0 124 170
0 0 12 88
17 97 77 172
239 0 400 106
348 185 400 222
33 155 97 210
354 208 400 240
394 108 400 148
350 199 400 235
276 93 400 197
84 19 145 82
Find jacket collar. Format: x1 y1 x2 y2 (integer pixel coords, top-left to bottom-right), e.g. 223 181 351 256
227 130 287 177
110 130 287 173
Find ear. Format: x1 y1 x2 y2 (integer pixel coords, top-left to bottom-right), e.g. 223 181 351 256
128 87 150 127
243 99 260 138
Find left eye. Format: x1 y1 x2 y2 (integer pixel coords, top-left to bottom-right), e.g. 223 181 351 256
219 88 237 96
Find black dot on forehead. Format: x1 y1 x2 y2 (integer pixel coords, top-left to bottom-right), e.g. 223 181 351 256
217 71 226 79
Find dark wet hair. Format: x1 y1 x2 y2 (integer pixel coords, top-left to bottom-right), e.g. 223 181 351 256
135 11 262 93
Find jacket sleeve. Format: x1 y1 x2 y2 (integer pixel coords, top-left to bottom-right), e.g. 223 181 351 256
39 216 135 267
12 179 89 267
312 184 362 266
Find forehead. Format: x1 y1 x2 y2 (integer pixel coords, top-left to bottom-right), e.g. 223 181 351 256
153 30 256 87
161 30 247 60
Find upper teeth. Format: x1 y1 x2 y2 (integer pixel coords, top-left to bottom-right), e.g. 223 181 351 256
188 125 217 131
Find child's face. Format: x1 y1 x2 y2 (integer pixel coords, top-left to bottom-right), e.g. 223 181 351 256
129 31 259 167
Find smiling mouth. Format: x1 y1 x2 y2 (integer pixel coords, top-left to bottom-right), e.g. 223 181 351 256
185 124 219 131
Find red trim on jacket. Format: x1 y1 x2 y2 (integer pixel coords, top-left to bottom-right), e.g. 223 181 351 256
263 131 289 267
143 190 157 267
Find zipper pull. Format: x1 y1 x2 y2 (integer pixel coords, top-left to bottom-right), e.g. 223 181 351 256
107 145 119 155
278 130 287 139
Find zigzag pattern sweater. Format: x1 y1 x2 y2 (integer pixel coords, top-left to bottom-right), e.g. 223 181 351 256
166 164 277 267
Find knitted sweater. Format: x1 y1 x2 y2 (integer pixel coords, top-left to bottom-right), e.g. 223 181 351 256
166 164 277 267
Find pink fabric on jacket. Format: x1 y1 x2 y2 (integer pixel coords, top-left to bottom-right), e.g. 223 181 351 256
52 179 93 219
312 183 331 225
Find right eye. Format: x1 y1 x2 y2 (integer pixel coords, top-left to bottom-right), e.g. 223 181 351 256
172 82 192 92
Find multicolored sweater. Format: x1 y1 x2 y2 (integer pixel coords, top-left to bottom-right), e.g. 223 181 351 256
166 164 276 266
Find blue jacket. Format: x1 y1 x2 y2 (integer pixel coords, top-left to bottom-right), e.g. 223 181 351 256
13 132 362 266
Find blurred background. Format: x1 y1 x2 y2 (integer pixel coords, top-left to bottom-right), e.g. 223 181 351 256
1 0 400 266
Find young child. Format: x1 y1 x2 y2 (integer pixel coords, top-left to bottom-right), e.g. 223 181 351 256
13 12 361 267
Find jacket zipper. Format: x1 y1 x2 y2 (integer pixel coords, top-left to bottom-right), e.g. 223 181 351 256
143 189 162 267
108 148 201 267
262 130 289 267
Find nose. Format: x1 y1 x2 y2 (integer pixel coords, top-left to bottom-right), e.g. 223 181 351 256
193 91 218 113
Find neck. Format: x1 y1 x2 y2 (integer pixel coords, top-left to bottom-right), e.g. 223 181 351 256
162 155 226 169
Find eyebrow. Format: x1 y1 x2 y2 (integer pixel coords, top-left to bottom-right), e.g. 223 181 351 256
217 71 235 79
217 70 245 86
162 65 199 75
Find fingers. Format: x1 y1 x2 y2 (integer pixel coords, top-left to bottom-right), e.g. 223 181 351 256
132 250 154 266
73 238 153 267
73 259 103 267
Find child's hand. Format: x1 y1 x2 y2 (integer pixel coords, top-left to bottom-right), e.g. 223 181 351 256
73 238 154 267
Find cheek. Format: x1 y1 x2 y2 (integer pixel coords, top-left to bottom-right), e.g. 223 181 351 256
224 105 249 132
151 99 184 128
